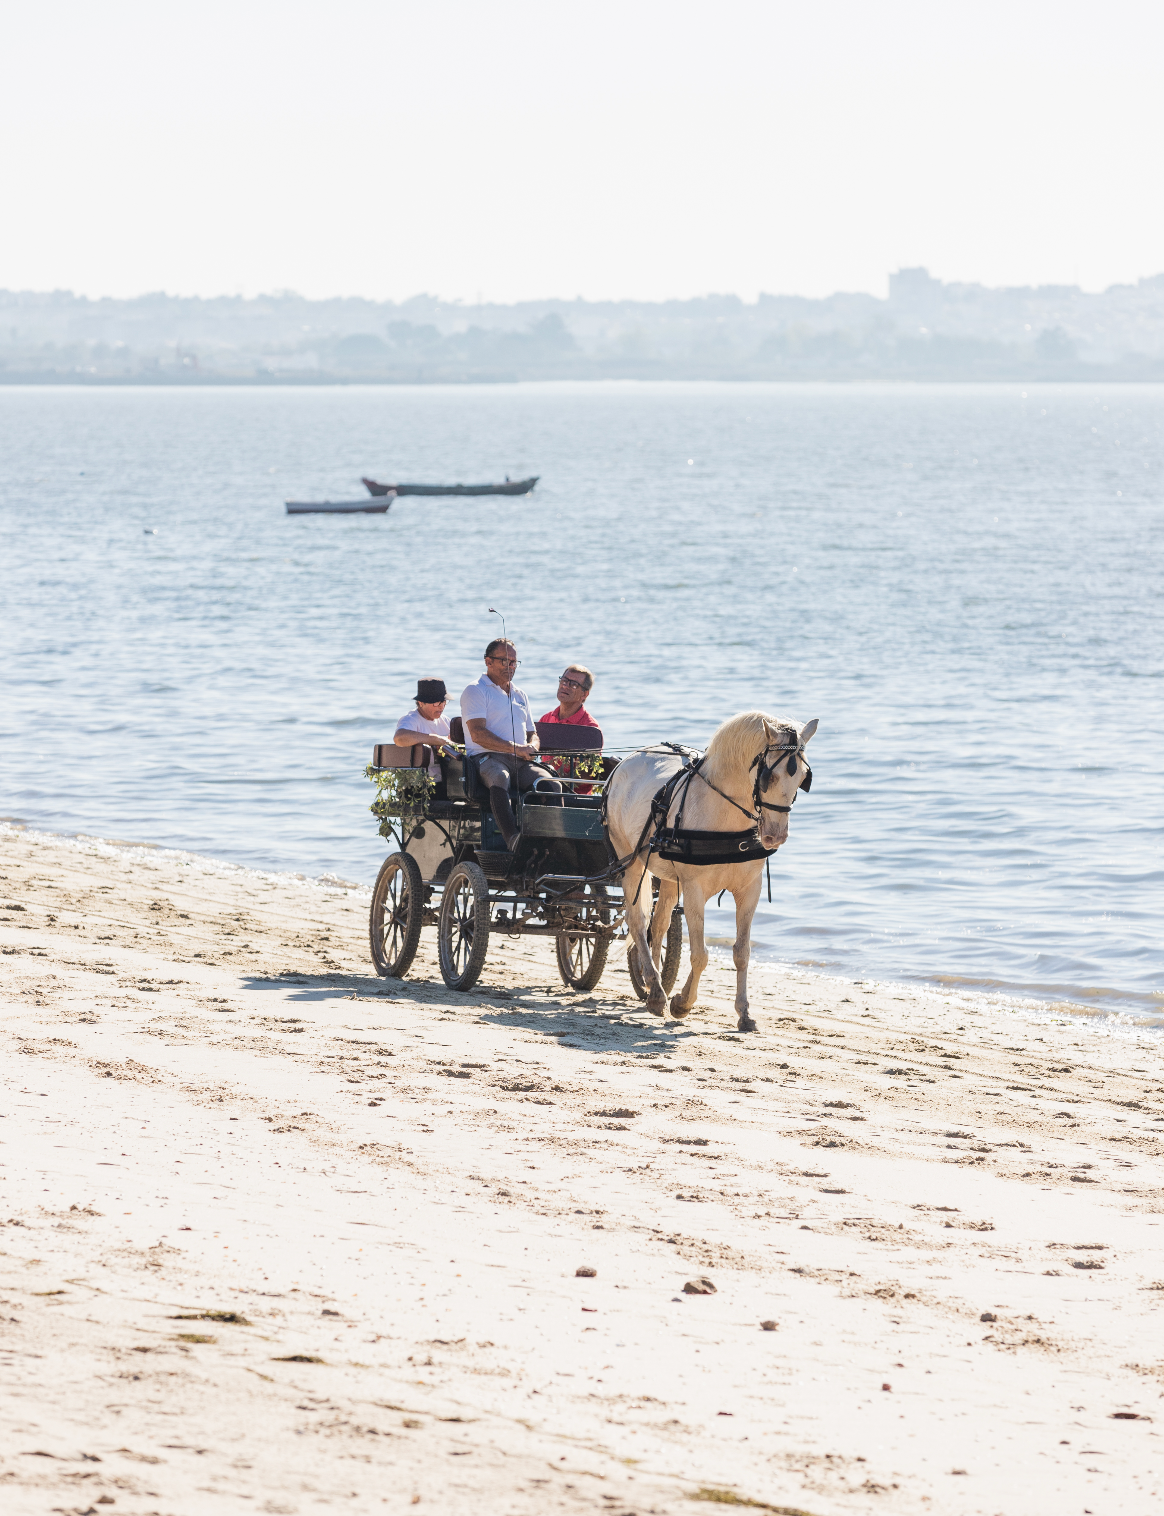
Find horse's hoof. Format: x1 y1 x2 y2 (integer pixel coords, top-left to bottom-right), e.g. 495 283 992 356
647 998 668 1018
669 996 692 1018
738 1016 758 1033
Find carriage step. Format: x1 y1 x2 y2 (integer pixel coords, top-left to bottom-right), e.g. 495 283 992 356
476 850 515 880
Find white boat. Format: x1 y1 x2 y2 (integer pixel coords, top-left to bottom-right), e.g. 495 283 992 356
285 492 396 516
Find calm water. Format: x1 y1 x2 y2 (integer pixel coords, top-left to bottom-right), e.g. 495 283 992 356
2 382 1162 1020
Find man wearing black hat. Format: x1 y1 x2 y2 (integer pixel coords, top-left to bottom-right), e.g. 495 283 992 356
394 678 454 774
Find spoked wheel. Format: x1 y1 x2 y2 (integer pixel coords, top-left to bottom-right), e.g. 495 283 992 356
555 882 612 991
369 852 423 979
437 860 491 991
628 897 684 1001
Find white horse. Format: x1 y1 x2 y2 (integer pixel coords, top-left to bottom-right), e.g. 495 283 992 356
604 711 818 1033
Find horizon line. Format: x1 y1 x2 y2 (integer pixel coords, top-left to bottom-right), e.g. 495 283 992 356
4 268 1164 308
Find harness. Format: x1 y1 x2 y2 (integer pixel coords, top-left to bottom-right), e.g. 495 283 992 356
651 736 811 867
546 734 814 905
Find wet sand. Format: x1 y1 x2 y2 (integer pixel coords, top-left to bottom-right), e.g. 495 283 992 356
2 823 1163 1515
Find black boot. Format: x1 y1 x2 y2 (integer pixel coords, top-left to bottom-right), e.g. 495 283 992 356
490 787 519 851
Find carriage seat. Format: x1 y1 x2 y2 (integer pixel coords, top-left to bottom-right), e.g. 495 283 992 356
370 741 446 800
534 721 603 753
444 715 496 802
446 715 574 804
529 720 606 800
371 742 436 770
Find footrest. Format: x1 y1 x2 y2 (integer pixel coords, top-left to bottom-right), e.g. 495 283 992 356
475 849 514 880
427 799 473 818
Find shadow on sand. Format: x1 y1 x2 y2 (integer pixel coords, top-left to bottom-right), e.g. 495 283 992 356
237 969 738 1056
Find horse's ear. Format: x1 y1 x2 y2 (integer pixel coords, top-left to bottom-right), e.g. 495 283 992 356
800 718 819 744
761 718 777 744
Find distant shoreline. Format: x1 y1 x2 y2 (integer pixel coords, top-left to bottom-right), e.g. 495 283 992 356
9 270 1164 383
5 372 1164 387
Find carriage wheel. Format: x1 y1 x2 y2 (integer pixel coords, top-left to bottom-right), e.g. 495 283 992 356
437 861 491 992
369 851 423 979
628 903 683 1001
555 882 611 991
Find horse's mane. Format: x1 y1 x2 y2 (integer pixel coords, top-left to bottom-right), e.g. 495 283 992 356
703 709 798 782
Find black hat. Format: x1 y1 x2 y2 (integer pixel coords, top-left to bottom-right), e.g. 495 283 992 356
416 678 447 703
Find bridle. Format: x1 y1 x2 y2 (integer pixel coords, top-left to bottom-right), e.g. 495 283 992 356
687 735 812 826
750 738 813 815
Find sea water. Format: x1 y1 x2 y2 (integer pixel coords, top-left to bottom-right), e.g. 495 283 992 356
2 382 1162 1020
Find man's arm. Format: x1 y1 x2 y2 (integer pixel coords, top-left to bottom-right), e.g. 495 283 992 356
394 730 452 752
465 719 535 759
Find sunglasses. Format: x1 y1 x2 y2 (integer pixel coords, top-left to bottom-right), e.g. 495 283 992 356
558 674 587 691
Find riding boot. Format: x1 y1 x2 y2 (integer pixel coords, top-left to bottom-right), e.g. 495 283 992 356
489 787 519 851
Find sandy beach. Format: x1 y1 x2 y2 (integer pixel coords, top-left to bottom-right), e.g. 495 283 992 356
2 821 1162 1516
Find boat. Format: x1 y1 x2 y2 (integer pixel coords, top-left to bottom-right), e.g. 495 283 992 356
361 475 538 498
286 499 391 515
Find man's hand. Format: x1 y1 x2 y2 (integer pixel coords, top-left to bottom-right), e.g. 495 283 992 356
514 743 537 761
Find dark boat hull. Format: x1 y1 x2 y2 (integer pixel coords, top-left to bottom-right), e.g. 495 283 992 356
361 475 538 498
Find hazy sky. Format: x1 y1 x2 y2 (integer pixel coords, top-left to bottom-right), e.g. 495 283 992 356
4 0 1162 303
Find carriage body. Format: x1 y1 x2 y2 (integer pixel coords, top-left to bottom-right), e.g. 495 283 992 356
366 727 681 996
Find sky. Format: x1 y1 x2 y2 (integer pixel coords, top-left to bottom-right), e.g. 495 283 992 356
3 0 1163 304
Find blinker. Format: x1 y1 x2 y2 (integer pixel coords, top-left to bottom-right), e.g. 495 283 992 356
786 753 798 775
800 764 813 793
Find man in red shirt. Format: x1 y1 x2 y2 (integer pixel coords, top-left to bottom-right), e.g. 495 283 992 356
539 665 600 793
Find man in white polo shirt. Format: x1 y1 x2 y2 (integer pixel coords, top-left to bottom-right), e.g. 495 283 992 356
460 638 561 850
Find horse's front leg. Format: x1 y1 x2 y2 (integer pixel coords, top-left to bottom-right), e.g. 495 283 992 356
651 875 679 972
730 870 764 1033
670 880 708 1017
624 860 668 1015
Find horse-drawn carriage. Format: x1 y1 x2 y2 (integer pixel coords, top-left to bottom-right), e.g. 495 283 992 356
367 720 683 997
368 709 817 1030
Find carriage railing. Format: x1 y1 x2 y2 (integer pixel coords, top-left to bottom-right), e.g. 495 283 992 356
367 741 617 794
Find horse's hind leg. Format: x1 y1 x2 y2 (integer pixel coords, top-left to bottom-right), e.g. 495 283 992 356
731 871 764 1033
670 882 708 1017
624 859 668 1016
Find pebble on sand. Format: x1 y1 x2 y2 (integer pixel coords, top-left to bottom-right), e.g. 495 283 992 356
684 1277 717 1295
760 1319 778 1331
576 1266 597 1277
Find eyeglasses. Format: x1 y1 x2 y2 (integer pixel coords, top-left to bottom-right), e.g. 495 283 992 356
558 674 587 692
421 698 449 707
487 655 521 666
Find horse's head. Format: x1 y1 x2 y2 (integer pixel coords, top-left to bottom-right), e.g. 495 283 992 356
756 716 818 848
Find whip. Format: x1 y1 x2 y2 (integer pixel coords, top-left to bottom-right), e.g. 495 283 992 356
488 607 520 757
